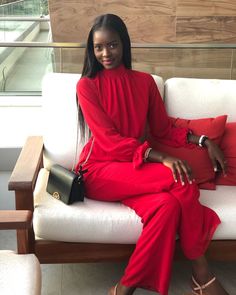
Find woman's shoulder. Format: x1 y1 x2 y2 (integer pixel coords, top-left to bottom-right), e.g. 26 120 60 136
77 76 96 89
129 68 155 85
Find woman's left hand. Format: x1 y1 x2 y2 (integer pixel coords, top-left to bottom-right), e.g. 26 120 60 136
205 139 227 175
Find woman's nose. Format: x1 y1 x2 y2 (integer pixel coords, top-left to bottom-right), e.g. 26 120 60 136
102 47 110 57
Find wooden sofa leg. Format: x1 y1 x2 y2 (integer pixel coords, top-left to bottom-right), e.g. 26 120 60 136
17 228 34 254
15 191 35 254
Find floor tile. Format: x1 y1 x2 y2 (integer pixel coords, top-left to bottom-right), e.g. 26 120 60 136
61 262 125 295
0 230 17 251
41 264 63 295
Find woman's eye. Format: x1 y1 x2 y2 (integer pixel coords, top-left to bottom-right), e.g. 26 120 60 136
94 45 102 51
109 43 117 49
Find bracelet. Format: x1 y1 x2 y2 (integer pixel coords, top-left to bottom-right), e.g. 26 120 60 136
198 135 209 147
144 147 152 162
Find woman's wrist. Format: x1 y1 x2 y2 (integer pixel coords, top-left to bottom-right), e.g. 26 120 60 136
146 149 166 163
187 133 210 148
143 147 152 162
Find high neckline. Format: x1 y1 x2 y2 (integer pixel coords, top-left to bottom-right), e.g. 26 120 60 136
101 63 127 78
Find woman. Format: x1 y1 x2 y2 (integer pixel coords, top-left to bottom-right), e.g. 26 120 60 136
76 13 229 295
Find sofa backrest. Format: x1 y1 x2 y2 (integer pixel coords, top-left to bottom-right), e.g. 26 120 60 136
42 73 164 169
164 78 236 121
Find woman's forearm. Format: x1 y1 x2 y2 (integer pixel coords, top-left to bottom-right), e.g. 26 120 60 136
187 133 210 147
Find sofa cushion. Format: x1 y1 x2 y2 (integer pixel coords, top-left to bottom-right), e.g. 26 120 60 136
149 116 227 189
42 73 164 170
33 168 236 242
0 251 41 295
216 122 236 185
34 168 142 243
199 186 236 239
164 78 236 122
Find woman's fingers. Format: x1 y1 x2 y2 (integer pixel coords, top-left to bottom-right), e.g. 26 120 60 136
181 160 193 183
220 159 227 176
207 140 227 175
171 160 193 185
175 160 193 185
209 154 218 172
162 156 193 185
171 163 178 183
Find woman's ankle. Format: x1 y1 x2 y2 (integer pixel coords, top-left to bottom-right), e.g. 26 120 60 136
116 282 136 295
191 255 213 284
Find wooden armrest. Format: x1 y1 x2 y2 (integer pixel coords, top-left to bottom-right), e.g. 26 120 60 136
0 210 32 230
8 136 44 191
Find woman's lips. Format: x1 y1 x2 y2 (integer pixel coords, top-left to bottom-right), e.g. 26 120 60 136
103 59 113 65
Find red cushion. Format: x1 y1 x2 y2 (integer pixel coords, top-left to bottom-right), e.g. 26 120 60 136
148 115 227 190
216 122 236 185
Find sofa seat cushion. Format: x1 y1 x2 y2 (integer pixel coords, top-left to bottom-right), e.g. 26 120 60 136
0 251 41 295
33 169 236 242
199 185 236 239
34 168 142 243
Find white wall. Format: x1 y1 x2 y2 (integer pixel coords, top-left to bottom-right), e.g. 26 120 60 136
0 97 42 170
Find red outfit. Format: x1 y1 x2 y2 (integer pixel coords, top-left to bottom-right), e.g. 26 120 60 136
76 64 220 295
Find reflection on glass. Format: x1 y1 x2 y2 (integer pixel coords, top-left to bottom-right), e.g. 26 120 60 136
0 45 235 94
0 46 53 92
0 0 48 17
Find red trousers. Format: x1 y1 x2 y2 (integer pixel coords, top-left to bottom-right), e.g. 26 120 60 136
84 161 221 295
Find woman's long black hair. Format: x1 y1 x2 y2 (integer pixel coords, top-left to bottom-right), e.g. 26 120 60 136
78 14 132 139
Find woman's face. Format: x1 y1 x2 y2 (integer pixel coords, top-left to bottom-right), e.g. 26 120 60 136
93 28 123 70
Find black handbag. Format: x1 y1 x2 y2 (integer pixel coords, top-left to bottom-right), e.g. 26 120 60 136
46 164 88 204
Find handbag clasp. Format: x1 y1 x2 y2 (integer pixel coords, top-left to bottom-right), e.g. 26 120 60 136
52 192 60 200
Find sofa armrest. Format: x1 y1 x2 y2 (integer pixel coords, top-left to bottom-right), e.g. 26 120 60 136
0 210 33 254
8 136 44 192
0 210 32 230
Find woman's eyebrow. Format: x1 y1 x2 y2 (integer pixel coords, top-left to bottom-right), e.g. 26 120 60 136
94 39 118 45
107 40 118 44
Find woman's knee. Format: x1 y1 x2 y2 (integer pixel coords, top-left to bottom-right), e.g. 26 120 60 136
142 193 181 225
160 193 181 216
172 181 200 201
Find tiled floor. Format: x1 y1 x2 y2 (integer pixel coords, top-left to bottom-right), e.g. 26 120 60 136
1 171 236 295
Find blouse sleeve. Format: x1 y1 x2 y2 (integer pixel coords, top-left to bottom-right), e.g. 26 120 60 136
77 77 150 168
148 76 192 147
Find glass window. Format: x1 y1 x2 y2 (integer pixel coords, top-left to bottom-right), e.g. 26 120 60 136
0 0 48 17
0 1 50 94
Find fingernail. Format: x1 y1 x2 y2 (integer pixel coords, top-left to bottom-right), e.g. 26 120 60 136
214 167 218 172
181 181 185 186
189 180 192 184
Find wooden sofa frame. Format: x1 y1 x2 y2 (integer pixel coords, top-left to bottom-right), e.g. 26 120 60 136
8 136 236 264
0 210 32 254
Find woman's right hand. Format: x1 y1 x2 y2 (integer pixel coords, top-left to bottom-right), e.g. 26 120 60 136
162 156 193 185
148 149 193 185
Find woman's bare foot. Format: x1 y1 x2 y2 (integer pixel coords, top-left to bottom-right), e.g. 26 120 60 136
108 285 117 295
191 276 229 295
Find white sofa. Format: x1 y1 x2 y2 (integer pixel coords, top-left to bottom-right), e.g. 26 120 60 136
8 73 236 263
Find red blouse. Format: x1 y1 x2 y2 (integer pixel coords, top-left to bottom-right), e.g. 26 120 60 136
76 64 190 170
